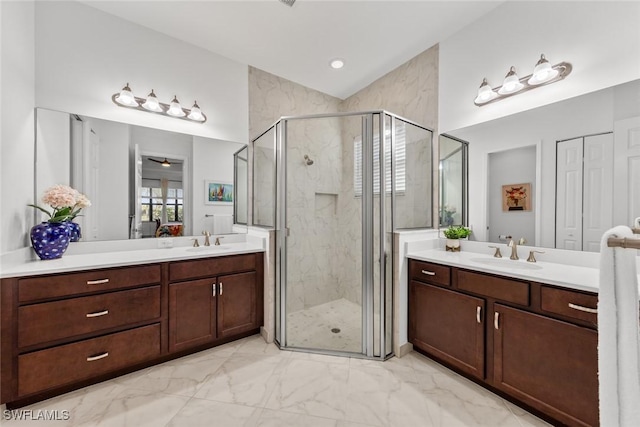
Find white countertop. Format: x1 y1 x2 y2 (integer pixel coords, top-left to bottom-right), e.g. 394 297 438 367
408 247 640 295
0 242 265 279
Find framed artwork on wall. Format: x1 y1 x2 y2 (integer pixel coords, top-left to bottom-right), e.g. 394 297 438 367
502 183 531 211
205 180 233 205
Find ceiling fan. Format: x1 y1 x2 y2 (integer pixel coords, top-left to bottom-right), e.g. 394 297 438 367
148 157 173 167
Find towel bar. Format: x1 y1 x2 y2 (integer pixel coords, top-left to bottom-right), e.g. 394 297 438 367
607 237 640 249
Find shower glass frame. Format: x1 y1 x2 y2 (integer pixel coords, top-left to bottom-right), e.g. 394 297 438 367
252 110 433 360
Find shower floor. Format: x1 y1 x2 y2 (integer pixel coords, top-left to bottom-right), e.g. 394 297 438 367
286 298 362 353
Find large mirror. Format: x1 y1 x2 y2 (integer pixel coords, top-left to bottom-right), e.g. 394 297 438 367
35 108 248 241
442 79 640 251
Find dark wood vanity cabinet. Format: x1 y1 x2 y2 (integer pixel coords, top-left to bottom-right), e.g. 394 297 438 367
169 268 260 353
408 258 599 427
1 251 264 408
409 281 485 379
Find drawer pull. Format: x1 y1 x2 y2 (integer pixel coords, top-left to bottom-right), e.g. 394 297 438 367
568 303 598 314
212 283 216 297
86 352 109 362
87 279 109 285
494 312 500 330
421 270 436 276
219 282 223 295
86 310 109 318
476 306 482 323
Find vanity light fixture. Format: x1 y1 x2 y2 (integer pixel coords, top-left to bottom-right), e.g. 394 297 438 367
474 54 572 107
111 84 207 123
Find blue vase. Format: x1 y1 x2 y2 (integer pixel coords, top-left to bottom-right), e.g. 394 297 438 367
67 221 82 242
29 222 71 260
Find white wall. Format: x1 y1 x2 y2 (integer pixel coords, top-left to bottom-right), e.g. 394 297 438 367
439 1 640 133
192 136 245 235
35 1 248 143
1 1 35 253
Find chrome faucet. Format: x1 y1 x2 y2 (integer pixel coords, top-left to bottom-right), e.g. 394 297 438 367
203 231 211 246
214 236 224 246
191 238 200 247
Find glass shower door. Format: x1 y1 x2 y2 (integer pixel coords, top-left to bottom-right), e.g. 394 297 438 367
282 115 364 354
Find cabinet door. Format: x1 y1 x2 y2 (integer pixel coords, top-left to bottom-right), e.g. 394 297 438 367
493 304 598 427
409 281 485 379
217 271 257 338
169 278 216 353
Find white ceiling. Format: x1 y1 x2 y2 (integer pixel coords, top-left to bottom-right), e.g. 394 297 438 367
82 0 502 99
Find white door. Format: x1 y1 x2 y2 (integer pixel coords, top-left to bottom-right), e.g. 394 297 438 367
83 121 100 241
582 133 613 252
556 138 583 250
131 144 143 239
613 116 640 228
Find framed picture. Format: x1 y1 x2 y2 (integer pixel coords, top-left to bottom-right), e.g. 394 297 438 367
502 183 531 211
205 180 234 204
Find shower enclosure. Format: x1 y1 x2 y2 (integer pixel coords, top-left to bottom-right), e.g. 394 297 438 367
253 111 433 359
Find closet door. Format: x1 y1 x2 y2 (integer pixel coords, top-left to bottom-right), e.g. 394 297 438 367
582 133 613 252
613 116 640 229
556 138 583 250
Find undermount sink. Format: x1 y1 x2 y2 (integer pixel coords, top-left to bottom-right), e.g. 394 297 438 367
186 245 233 252
469 257 543 270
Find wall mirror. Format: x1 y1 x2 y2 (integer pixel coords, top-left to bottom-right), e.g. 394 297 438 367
444 78 640 251
35 108 248 241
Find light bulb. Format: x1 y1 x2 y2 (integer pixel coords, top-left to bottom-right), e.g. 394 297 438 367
187 101 205 121
330 58 345 69
167 95 185 117
142 89 163 112
528 54 559 85
474 78 497 104
498 67 524 95
115 83 138 107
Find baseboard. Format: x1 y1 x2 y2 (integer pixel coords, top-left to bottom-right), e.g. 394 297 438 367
397 342 413 358
260 326 273 343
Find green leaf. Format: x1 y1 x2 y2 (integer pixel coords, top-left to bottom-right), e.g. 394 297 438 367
28 204 52 218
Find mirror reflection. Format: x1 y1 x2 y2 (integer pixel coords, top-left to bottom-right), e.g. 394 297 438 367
35 108 248 241
444 79 640 251
439 134 467 227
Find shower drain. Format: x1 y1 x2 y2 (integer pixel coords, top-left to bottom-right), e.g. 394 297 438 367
331 328 341 334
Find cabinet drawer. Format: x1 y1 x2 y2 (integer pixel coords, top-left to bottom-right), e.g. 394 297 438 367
170 253 257 282
18 286 161 348
541 286 598 325
457 270 529 306
410 260 451 287
18 265 161 303
18 324 160 397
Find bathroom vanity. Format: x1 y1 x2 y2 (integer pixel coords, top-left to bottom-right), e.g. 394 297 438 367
0 246 264 409
408 251 599 427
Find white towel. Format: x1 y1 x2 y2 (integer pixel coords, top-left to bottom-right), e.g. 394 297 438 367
598 226 640 426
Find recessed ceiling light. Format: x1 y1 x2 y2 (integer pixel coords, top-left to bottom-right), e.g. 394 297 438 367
330 58 345 69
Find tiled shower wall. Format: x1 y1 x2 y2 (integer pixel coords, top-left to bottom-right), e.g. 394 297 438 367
248 44 438 313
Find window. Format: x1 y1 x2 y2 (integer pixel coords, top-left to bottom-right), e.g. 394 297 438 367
354 122 406 196
141 187 183 222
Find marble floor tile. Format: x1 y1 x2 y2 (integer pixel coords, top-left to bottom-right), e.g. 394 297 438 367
0 335 550 427
166 397 260 427
255 408 339 427
345 365 433 427
119 353 229 397
193 353 286 407
264 358 350 420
